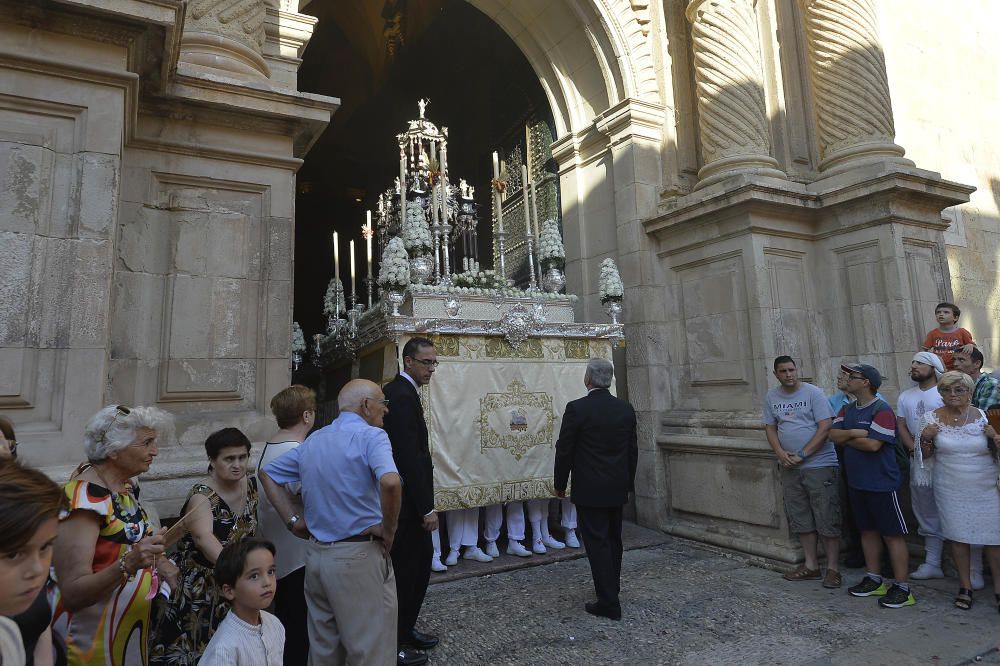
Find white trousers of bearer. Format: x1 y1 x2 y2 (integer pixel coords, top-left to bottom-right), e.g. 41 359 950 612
484 502 526 541
447 508 480 549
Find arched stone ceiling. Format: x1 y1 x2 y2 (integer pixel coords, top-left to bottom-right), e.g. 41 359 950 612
468 0 660 136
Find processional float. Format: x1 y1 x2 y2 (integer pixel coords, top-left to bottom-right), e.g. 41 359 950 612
306 101 626 510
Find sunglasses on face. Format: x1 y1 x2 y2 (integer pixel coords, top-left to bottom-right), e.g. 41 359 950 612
411 359 439 367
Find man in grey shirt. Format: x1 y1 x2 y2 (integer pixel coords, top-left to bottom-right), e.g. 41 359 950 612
763 356 840 588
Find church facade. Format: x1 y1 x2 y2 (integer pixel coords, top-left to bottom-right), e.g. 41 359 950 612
2 0 996 561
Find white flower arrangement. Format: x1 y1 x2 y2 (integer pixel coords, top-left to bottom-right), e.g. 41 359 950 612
452 269 508 290
402 205 433 256
377 237 410 290
323 277 344 317
409 282 578 301
598 257 624 303
291 321 306 353
538 219 565 270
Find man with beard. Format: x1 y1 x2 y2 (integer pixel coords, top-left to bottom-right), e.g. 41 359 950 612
896 352 945 579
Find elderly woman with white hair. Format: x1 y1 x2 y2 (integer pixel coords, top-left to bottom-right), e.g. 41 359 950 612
52 405 179 666
917 371 1000 614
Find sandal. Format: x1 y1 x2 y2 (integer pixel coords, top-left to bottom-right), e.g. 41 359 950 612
783 566 821 581
954 587 973 610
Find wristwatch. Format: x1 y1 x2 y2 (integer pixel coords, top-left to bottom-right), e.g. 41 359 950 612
795 448 808 460
286 514 301 531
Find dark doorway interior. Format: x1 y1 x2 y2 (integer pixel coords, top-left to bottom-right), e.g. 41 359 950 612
294 0 553 337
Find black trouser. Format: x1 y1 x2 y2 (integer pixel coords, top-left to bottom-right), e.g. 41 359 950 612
391 515 432 640
577 504 624 612
273 567 309 666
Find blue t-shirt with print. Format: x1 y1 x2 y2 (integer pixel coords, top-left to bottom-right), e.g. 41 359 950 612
832 398 900 492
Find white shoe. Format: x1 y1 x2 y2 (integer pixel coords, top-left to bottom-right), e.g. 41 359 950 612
462 546 494 563
909 562 943 579
444 549 459 566
543 535 565 550
564 530 581 548
532 539 547 554
484 541 500 558
430 556 447 572
506 541 532 557
971 569 985 591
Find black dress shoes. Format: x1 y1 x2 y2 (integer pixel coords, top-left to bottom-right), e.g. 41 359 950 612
397 647 428 666
401 629 439 650
585 601 622 621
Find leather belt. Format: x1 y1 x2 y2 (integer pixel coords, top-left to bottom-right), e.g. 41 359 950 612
311 533 381 546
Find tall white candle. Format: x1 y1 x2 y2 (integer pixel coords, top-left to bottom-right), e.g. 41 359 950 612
350 239 356 298
492 151 500 180
366 211 373 278
521 165 531 236
333 231 340 282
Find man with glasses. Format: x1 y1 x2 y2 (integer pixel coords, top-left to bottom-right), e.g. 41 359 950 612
829 363 915 608
260 379 402 665
383 337 439 666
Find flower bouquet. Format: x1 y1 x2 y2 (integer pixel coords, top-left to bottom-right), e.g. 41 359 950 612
598 258 624 304
538 219 565 271
377 237 410 291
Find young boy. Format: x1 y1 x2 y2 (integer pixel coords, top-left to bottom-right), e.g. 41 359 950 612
200 538 284 665
921 302 975 370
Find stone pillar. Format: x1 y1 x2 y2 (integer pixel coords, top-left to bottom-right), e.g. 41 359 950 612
180 0 275 79
799 0 914 175
686 0 785 189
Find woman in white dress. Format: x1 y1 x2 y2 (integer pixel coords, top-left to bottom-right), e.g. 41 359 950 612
918 371 1000 613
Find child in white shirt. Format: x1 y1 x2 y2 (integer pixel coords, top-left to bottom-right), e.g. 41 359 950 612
200 537 284 666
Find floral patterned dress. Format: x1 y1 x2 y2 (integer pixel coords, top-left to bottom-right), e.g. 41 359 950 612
53 480 156 666
149 478 257 665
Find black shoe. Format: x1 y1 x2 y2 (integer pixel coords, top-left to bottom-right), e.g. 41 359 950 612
584 601 622 621
397 647 428 666
401 629 439 650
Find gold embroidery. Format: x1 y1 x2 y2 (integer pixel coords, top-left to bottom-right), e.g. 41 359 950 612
479 378 555 460
434 478 558 510
563 339 589 359
484 337 543 359
428 334 460 357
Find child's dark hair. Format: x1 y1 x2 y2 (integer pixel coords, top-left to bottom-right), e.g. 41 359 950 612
215 537 276 589
935 302 961 318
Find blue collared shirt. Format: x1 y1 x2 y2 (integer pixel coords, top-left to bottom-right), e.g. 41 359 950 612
263 411 398 543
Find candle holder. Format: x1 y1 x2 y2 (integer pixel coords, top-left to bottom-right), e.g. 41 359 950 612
524 231 539 292
366 275 374 309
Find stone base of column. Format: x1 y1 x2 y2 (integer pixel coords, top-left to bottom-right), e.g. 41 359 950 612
694 154 786 191
818 140 915 177
179 31 271 80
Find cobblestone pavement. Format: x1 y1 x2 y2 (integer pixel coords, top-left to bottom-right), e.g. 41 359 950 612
418 532 1000 665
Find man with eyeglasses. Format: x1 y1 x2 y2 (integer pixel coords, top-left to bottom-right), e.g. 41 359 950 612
260 379 402 665
383 336 439 666
829 363 915 608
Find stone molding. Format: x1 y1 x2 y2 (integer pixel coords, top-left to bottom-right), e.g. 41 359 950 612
594 97 666 146
799 0 913 174
686 0 785 189
601 0 660 101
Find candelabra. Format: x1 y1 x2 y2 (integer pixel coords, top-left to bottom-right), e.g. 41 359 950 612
524 230 539 291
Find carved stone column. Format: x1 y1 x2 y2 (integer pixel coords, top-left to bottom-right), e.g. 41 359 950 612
686 0 785 189
180 0 275 79
800 0 914 175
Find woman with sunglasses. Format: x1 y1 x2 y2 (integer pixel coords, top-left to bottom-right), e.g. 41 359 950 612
53 405 178 665
917 371 1000 613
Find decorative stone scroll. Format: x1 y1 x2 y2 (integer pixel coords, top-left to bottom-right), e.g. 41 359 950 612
180 0 277 79
799 0 913 174
686 0 785 189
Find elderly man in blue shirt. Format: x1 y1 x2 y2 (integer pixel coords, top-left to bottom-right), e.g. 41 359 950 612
261 378 402 666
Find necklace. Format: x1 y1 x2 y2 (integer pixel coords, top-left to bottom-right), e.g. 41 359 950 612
946 406 972 426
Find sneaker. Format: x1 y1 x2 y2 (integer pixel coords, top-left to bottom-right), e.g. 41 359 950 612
564 530 581 548
532 539 547 554
848 576 888 597
462 546 493 563
910 562 944 580
444 549 459 566
430 556 447 573
543 535 566 550
878 584 916 608
506 541 532 557
971 569 985 591
484 540 500 558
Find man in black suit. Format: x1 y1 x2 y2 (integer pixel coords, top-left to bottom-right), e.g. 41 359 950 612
382 337 439 666
554 357 638 621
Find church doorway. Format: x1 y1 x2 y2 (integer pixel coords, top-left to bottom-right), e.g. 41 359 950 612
293 0 557 343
